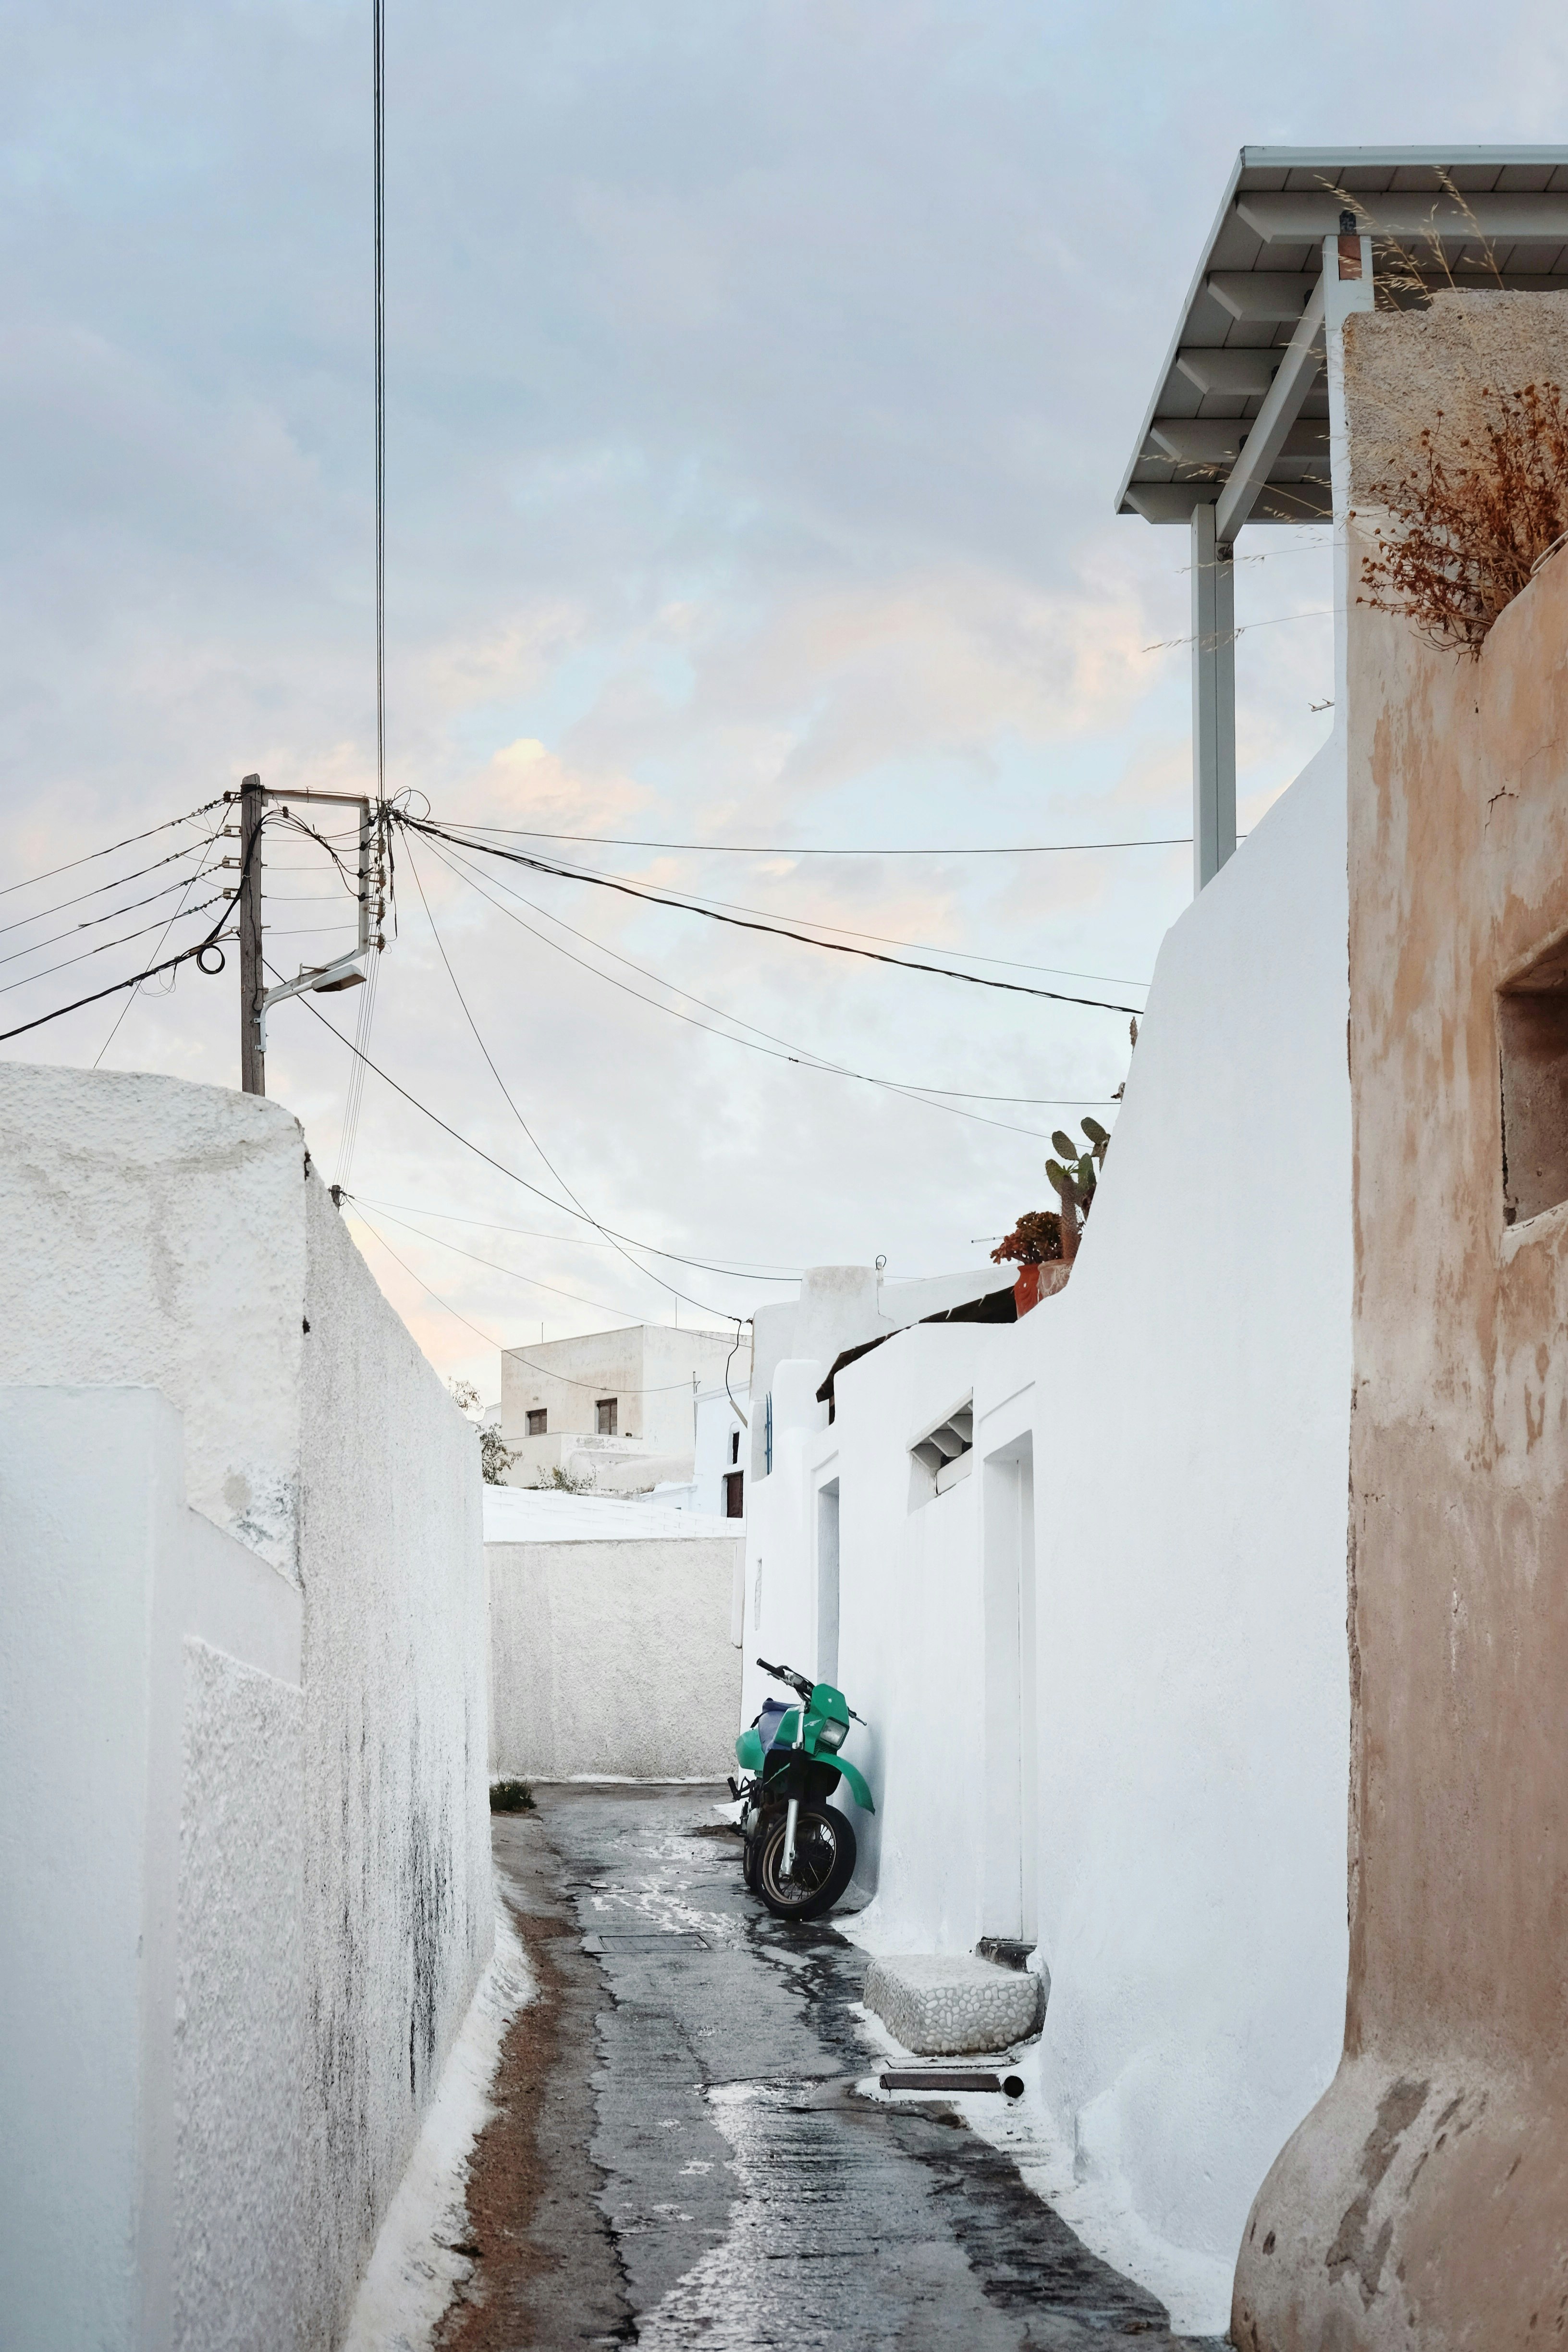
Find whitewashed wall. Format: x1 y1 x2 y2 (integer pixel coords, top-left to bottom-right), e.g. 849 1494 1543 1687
0 1385 306 2352
742 739 1352 2330
487 1487 740 1779
0 1066 490 2351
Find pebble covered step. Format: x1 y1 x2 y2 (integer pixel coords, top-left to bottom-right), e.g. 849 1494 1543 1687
862 1951 1046 2056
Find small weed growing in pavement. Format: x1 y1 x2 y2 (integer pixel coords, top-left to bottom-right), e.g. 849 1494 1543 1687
490 1778 535 1813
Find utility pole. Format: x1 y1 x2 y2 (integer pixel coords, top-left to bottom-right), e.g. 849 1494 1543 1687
238 772 266 1096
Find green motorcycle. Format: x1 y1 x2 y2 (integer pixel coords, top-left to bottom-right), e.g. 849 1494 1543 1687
731 1657 874 1921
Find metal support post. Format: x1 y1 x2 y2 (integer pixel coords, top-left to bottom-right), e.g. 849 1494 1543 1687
1324 224 1375 724
238 772 266 1096
1190 502 1236 894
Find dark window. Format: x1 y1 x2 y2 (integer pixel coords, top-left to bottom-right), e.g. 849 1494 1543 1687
596 1397 618 1436
527 1409 547 1437
725 1470 745 1518
1499 937 1568 1225
731 1429 740 1464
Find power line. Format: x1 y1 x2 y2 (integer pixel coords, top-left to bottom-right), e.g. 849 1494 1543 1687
94 824 225 1068
350 1195 805 1275
351 1209 730 1392
275 975 798 1283
439 822 1193 859
0 867 226 971
424 834 1109 1141
396 817 1144 1015
349 1197 712 1325
403 837 748 1319
0 834 219 943
0 799 223 903
0 894 226 1000
439 819 1154 984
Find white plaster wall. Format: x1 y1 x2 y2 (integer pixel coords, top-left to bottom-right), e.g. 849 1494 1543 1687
299 1179 492 2349
744 740 1352 2319
0 1067 492 2350
175 1638 306 2351
489 1531 742 1778
0 1068 306 1575
0 1384 305 2352
1026 740 1350 2295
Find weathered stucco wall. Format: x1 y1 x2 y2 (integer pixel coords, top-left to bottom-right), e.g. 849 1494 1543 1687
0 1066 491 2349
299 1177 491 2345
1235 294 1568 2352
487 1491 741 1779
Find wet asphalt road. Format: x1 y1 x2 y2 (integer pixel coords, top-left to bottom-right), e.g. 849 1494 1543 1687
475 1785 1224 2350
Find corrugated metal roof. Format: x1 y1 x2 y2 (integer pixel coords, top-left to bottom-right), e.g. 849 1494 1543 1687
1118 146 1568 524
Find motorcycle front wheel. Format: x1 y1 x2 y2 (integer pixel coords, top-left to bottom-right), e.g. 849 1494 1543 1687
756 1802 857 1922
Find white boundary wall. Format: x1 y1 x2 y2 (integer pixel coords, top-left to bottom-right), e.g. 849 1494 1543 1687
0 1068 490 2350
486 1487 741 1779
740 742 1352 2328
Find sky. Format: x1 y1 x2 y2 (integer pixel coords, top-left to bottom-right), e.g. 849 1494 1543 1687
4 0 1565 1397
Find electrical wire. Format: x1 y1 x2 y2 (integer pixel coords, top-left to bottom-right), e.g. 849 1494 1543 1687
422 834 1108 1141
349 1195 805 1275
272 974 799 1283
0 895 227 999
0 867 228 971
402 836 746 1318
348 1197 699 1324
439 822 1194 859
94 824 225 1067
350 1208 729 1391
0 821 262 1047
0 835 221 943
438 819 1152 986
0 799 223 902
395 815 1143 1015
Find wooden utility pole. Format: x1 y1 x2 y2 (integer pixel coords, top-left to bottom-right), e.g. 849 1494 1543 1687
238 772 266 1095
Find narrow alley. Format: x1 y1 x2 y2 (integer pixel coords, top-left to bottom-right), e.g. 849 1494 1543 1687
443 1788 1225 2350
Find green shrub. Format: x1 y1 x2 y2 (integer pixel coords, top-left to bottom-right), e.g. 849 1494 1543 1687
490 1778 535 1814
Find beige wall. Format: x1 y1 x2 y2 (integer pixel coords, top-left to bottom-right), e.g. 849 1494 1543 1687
500 1324 748 1467
1235 294 1568 2350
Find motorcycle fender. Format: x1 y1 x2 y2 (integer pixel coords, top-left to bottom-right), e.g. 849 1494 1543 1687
735 1728 765 1773
829 1756 875 1813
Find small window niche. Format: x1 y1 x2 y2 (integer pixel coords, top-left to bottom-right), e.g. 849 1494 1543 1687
527 1409 547 1437
596 1396 618 1436
1498 931 1568 1226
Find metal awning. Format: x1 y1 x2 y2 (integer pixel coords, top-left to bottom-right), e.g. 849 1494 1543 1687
1119 147 1568 533
1121 147 1568 900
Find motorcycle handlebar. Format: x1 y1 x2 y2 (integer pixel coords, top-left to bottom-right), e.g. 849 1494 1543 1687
756 1656 813 1699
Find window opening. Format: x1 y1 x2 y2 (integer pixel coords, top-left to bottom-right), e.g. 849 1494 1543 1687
1498 932 1568 1225
725 1469 745 1518
596 1397 618 1436
910 1401 975 1505
527 1409 547 1437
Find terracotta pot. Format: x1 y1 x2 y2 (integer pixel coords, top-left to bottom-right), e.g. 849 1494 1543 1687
1013 1261 1069 1315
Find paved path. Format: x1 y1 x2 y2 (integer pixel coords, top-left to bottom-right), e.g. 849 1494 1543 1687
445 1785 1225 2350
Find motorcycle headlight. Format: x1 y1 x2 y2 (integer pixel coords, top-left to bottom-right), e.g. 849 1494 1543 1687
815 1714 848 1753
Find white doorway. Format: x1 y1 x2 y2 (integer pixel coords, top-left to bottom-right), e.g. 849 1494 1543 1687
816 1479 841 1687
981 1435 1037 1944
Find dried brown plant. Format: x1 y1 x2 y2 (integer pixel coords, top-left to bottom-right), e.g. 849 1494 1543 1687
1357 381 1568 654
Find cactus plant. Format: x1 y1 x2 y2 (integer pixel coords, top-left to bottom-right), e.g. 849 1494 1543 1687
1043 1118 1113 1261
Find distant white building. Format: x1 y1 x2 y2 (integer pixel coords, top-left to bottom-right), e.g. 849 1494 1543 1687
499 1322 751 1495
654 1374 752 1521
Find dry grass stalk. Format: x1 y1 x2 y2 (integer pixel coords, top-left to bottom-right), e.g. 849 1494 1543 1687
1357 380 1568 654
